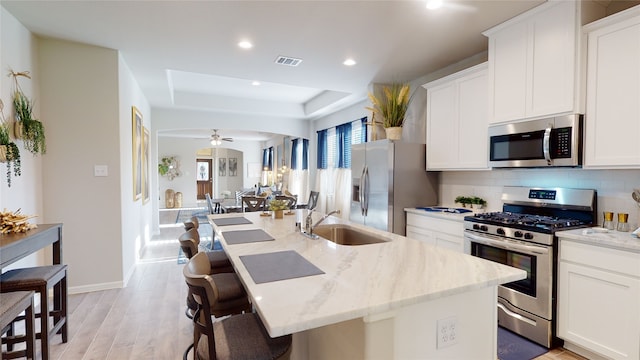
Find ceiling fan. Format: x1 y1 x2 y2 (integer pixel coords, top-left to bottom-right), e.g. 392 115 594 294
210 129 233 146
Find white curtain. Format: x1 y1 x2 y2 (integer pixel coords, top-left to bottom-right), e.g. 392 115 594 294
314 168 351 219
287 169 309 205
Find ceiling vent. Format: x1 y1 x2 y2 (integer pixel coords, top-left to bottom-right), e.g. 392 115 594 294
275 55 303 67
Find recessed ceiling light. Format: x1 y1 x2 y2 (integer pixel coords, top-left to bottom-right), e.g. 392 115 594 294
343 58 357 66
426 0 443 10
238 41 253 49
251 81 261 86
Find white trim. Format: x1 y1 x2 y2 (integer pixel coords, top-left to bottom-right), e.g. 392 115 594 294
68 281 123 295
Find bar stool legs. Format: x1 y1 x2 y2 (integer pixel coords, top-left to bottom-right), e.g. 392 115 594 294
1 265 68 360
1 291 36 360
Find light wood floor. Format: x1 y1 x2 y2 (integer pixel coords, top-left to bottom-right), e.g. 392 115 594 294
26 208 585 359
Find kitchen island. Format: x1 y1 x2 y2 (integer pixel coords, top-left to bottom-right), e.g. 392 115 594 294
209 210 525 359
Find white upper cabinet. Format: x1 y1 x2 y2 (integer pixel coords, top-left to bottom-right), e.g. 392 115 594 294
583 6 640 168
484 1 605 124
423 63 489 170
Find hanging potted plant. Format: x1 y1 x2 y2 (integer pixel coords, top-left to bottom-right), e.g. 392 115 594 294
0 99 21 187
366 82 411 141
10 70 46 155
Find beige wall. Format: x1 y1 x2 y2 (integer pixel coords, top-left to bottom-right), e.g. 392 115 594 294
0 16 152 292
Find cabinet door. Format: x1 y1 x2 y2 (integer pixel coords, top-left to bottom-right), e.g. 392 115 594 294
488 20 528 123
406 225 435 245
426 83 458 169
558 261 640 359
528 1 576 117
457 70 489 169
585 16 640 167
433 232 464 253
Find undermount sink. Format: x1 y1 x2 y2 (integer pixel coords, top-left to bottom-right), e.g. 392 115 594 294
312 224 390 246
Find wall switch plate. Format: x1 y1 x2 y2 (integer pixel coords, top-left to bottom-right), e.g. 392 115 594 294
436 316 458 349
94 165 108 177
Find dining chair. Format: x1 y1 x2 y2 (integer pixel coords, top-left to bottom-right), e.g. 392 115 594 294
183 252 292 360
178 229 235 319
241 196 266 212
305 191 319 210
205 193 216 214
275 195 297 209
184 215 200 231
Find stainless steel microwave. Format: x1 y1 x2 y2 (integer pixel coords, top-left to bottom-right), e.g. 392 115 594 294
488 114 583 168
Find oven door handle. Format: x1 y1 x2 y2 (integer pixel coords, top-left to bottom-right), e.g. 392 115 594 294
464 232 549 256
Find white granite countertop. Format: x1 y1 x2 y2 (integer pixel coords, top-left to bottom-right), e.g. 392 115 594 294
405 207 478 222
209 210 525 337
556 227 640 253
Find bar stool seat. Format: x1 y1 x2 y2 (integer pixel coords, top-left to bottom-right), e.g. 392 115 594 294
1 291 35 360
1 265 68 360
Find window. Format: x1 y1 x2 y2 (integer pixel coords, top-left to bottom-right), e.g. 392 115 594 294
317 117 367 169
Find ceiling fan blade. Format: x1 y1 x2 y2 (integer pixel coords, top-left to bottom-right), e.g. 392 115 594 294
222 138 233 142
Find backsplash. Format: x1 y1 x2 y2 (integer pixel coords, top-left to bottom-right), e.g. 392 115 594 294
439 169 640 228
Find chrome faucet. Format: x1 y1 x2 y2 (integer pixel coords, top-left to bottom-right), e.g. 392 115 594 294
304 209 341 236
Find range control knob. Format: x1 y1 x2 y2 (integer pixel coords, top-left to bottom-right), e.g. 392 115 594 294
524 233 534 240
514 231 523 238
473 224 480 230
480 225 488 232
496 228 505 235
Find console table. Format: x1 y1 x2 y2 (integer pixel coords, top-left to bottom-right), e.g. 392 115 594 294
0 224 65 318
0 224 63 269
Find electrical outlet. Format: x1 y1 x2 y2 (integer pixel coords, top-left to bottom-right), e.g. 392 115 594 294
436 316 457 349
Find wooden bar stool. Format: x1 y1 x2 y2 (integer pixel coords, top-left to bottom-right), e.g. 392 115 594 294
0 265 68 360
1 291 35 360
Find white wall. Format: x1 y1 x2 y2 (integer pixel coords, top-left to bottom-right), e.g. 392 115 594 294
0 8 45 270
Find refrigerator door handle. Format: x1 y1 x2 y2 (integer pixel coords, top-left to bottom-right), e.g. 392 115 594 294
359 167 365 216
363 166 369 216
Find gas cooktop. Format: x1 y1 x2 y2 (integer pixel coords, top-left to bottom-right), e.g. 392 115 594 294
465 212 589 232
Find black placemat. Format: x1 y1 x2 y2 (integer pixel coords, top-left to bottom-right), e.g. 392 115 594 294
212 217 253 226
239 250 325 284
222 229 274 245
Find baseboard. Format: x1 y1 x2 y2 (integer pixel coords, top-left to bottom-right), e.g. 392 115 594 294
68 281 123 295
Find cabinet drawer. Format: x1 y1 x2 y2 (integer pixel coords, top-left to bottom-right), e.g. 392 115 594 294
406 214 463 236
559 239 640 278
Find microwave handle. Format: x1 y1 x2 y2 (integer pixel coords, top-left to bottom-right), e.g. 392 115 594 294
543 126 552 165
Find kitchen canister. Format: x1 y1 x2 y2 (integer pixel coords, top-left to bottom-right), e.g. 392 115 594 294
617 213 629 232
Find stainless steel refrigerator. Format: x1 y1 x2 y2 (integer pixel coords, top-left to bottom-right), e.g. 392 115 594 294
350 140 438 235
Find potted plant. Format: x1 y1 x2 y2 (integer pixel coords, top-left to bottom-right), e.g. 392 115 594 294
10 70 46 155
0 99 21 187
471 196 487 210
454 196 473 208
366 83 411 140
268 199 289 219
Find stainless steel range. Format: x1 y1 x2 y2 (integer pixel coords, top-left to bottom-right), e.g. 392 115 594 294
464 186 596 348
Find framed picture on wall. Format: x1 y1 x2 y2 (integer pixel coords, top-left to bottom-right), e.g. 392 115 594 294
132 106 142 201
219 158 226 177
228 158 238 176
142 126 150 204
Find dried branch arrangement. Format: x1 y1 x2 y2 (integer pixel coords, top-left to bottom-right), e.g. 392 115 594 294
0 208 37 234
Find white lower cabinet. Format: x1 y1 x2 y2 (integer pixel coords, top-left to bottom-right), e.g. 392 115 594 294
557 239 640 359
405 212 464 253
